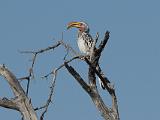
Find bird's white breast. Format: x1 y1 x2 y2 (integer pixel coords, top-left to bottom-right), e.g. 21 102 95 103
77 36 88 54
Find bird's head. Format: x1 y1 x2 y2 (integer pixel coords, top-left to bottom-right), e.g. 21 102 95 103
67 21 89 33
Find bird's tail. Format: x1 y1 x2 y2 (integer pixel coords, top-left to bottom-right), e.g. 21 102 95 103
96 64 106 89
98 77 105 89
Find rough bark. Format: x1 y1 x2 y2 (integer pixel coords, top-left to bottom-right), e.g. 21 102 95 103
0 65 37 120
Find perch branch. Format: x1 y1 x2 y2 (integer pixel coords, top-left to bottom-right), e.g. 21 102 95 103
64 31 119 120
93 31 119 120
85 58 119 119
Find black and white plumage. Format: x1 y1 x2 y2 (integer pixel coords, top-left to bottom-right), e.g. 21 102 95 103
67 21 93 55
77 31 93 55
67 21 105 89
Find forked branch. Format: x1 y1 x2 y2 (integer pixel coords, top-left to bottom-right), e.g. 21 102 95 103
64 31 119 120
0 65 37 120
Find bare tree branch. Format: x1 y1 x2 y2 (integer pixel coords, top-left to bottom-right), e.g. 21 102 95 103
64 63 114 120
40 70 57 120
42 55 82 79
64 62 91 93
64 31 119 120
19 39 77 82
59 40 79 57
0 98 19 111
84 57 119 120
97 31 110 55
17 40 80 119
0 65 37 120
84 58 111 91
0 30 119 120
19 41 61 96
34 55 83 119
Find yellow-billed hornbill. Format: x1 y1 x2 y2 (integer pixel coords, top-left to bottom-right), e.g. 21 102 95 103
67 21 105 89
67 21 93 55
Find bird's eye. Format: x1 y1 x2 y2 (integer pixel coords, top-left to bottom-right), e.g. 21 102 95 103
80 23 83 26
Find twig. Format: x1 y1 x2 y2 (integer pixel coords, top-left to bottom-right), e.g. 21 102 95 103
97 31 110 55
95 32 99 45
42 55 83 79
37 56 83 119
18 39 81 119
19 41 61 95
40 70 57 120
59 40 79 56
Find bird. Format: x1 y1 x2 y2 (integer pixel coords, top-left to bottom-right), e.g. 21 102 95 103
67 21 93 55
67 21 105 89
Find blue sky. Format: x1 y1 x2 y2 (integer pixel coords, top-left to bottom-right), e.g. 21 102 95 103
0 0 160 120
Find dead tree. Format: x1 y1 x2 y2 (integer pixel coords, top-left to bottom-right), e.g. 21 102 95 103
0 31 119 120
